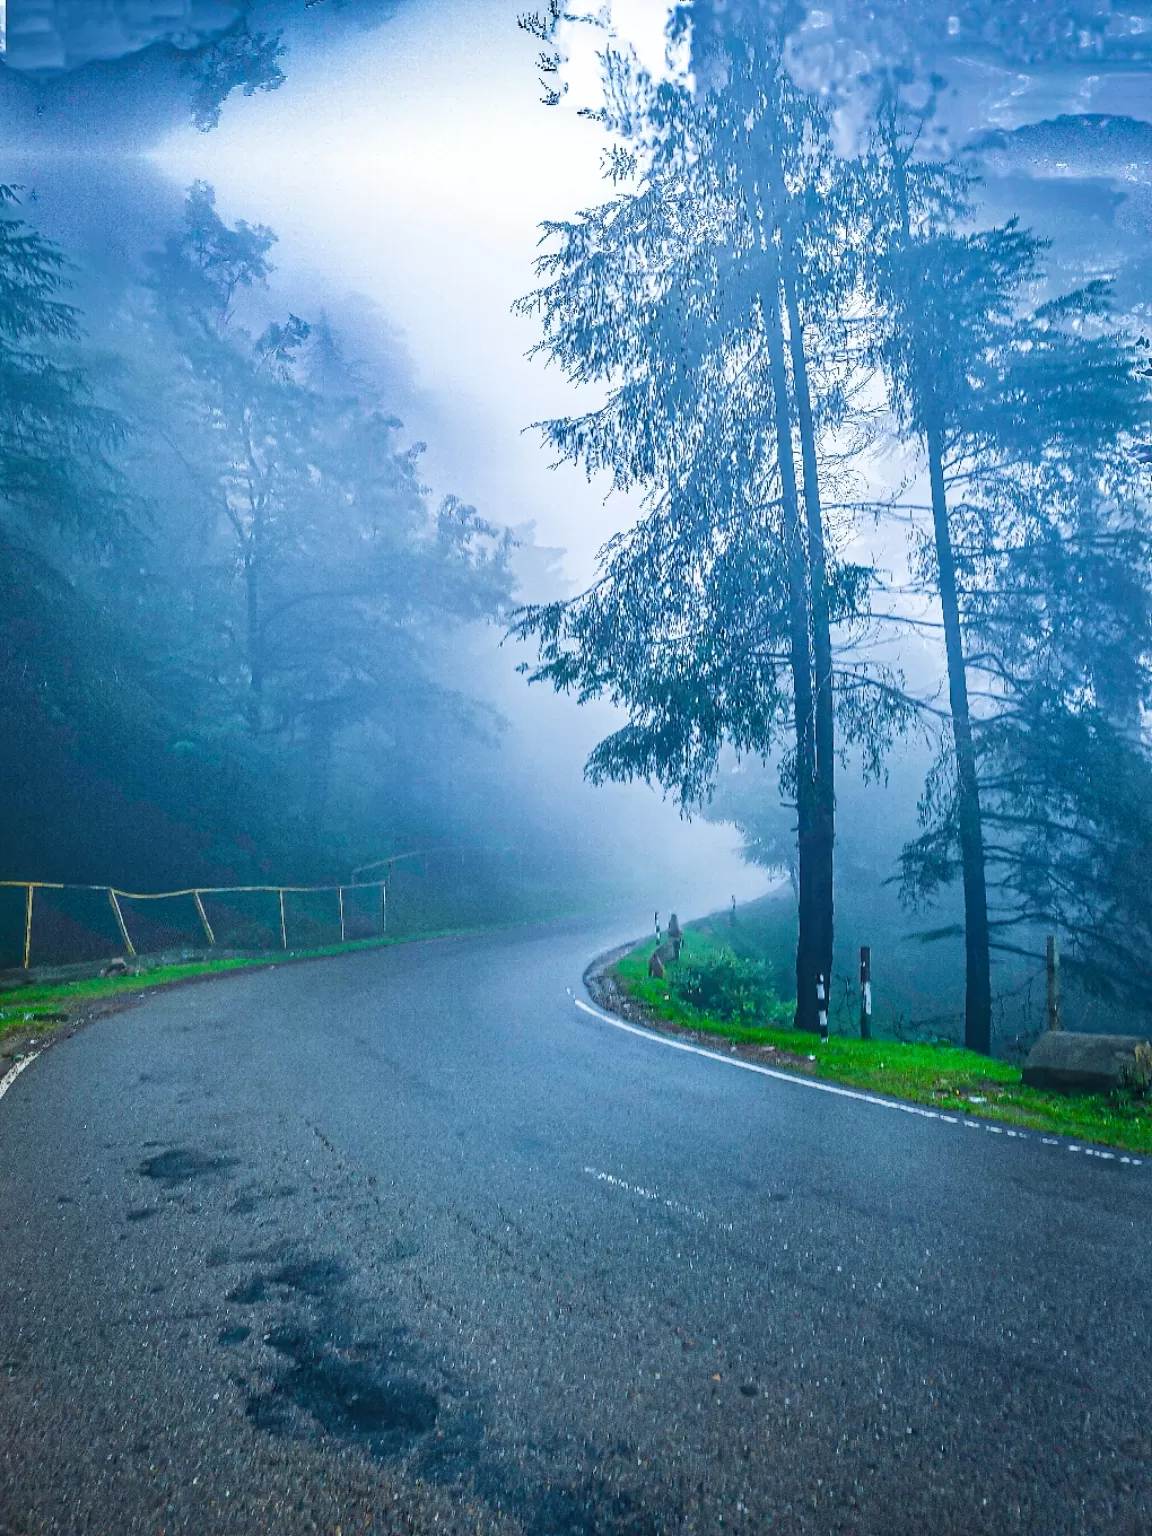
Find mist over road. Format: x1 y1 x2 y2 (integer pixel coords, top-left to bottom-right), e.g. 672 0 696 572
1 924 1149 1535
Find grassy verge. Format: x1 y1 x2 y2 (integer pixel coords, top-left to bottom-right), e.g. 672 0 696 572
613 928 1152 1156
0 924 507 1054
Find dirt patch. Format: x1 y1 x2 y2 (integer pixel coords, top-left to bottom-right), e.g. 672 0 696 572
583 943 653 1024
0 1000 127 1082
583 947 820 1076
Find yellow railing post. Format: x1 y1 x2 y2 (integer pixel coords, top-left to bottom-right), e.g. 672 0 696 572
107 889 136 957
2 874 388 968
192 890 216 946
23 884 34 970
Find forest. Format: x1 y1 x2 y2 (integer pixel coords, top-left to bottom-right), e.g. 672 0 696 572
2 0 1151 1053
512 0 1152 1051
0 174 527 892
7 10 1152 1534
0 0 752 967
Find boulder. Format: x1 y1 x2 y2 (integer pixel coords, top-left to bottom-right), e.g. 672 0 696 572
1022 1032 1152 1094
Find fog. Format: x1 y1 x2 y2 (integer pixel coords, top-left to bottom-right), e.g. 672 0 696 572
2 0 1151 1040
8 13 1152 1527
0 0 773 942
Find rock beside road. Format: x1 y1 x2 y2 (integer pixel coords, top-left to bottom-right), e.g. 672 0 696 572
1023 1032 1152 1093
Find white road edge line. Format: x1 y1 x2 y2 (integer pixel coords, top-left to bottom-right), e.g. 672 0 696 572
0 1050 41 1103
575 998 949 1120
572 997 1143 1165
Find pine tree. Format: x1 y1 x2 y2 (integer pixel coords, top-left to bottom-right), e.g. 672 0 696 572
0 185 125 531
141 183 514 823
513 28 900 1027
863 85 1045 1053
866 83 1152 1044
901 278 1152 1011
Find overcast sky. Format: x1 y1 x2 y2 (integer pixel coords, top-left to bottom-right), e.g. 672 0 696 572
152 0 676 589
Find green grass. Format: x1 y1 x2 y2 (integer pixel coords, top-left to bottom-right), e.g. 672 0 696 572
614 926 1152 1156
0 924 511 1050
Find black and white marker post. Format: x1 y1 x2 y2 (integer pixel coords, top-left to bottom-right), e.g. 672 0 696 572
817 974 828 1042
860 945 872 1041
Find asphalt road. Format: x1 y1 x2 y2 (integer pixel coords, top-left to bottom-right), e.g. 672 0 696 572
1 921 1150 1536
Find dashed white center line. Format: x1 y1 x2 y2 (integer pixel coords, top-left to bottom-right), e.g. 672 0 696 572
573 997 1143 1167
582 1166 731 1227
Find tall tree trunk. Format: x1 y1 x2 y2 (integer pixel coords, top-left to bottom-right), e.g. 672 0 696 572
760 113 834 1026
781 265 835 1009
884 115 993 1054
925 419 992 1054
762 262 820 1031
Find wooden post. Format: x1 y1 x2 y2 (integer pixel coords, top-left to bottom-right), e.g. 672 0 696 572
860 945 872 1041
817 973 828 1042
192 890 216 947
23 885 34 970
1046 935 1062 1032
107 889 136 957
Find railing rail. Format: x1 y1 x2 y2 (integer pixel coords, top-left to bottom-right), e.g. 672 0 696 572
0 878 386 970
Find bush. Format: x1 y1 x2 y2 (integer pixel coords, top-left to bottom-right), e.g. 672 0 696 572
671 947 787 1027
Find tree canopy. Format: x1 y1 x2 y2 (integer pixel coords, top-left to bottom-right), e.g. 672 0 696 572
0 186 126 531
513 8 1152 1048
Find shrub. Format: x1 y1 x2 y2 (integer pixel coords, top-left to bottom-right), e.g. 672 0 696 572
671 947 787 1027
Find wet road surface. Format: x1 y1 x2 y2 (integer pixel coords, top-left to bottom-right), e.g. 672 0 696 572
1 921 1150 1534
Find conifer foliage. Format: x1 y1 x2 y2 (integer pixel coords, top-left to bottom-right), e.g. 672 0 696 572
0 186 125 530
514 6 1152 1048
512 14 904 1032
0 182 515 887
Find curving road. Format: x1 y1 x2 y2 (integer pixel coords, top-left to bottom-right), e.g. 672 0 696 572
1 922 1150 1536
